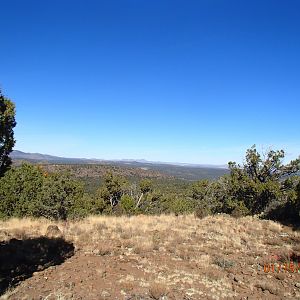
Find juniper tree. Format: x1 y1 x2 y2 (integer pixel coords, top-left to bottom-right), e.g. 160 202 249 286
227 145 300 214
0 90 16 176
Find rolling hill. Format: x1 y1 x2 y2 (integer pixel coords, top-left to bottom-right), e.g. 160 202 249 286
10 150 229 181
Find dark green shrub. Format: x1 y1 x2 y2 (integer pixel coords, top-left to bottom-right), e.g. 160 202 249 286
69 193 106 219
139 179 153 194
0 163 84 220
120 194 136 214
170 197 195 215
230 202 250 218
190 179 224 214
33 172 83 220
0 163 44 218
264 177 300 225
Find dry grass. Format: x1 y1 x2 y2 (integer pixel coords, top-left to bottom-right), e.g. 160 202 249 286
148 283 168 299
1 214 299 299
1 214 299 259
1 214 299 262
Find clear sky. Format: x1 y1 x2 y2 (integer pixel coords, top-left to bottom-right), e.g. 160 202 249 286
1 0 299 164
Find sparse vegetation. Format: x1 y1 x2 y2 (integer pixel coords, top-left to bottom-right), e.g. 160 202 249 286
0 214 299 299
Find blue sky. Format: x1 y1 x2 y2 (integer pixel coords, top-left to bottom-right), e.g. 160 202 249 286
1 0 299 164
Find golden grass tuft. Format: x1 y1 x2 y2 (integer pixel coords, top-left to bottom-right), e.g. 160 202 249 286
148 282 168 299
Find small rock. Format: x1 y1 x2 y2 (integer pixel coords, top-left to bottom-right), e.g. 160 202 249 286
45 225 63 238
92 249 100 255
279 233 289 237
295 282 300 288
101 291 111 298
37 265 44 271
234 275 243 283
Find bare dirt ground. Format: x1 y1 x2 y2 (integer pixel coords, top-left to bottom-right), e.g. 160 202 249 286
0 214 299 300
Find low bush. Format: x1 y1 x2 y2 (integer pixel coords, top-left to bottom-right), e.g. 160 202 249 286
0 163 84 220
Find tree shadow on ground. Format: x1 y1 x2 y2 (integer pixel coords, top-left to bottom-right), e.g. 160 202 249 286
0 237 74 295
266 217 300 231
264 203 300 231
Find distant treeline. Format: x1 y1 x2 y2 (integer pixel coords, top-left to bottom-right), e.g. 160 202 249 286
12 159 230 181
0 146 299 226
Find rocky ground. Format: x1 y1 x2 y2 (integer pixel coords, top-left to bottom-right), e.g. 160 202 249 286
0 214 299 300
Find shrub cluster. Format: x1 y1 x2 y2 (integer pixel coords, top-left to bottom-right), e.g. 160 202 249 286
190 146 300 224
0 163 83 220
0 146 299 226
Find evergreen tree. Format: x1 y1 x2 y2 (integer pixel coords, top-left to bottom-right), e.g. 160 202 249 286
0 90 16 176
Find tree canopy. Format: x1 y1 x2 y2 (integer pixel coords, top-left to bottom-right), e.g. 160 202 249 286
0 91 16 176
228 145 300 183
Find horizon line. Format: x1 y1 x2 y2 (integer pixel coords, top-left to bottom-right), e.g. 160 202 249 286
11 149 229 167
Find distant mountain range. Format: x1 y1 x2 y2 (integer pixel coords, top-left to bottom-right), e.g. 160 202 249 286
11 150 98 164
11 150 228 168
10 150 229 181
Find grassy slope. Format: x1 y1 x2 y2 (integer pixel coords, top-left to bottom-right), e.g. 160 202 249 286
1 215 299 299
